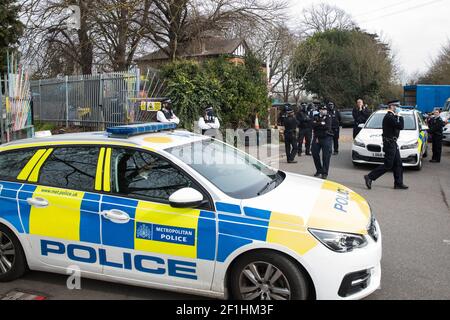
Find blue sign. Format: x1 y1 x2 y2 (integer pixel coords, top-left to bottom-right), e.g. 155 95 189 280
136 222 195 246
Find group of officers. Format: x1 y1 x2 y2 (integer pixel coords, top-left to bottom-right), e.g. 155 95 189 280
158 97 447 189
155 98 220 133
281 101 341 180
283 98 448 188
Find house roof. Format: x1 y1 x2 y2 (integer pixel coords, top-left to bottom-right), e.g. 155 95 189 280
136 37 247 62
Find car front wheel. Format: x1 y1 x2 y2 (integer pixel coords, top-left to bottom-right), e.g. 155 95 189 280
229 251 309 300
413 157 423 171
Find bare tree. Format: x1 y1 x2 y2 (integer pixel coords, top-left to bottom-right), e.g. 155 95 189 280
90 0 152 71
299 2 356 36
20 0 288 75
419 40 450 84
20 0 95 75
143 0 288 61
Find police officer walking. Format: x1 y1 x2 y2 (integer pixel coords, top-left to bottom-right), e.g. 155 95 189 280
296 102 313 156
352 99 371 138
328 102 341 155
157 99 180 124
364 100 409 190
428 109 448 163
198 106 220 135
312 105 333 179
283 106 299 163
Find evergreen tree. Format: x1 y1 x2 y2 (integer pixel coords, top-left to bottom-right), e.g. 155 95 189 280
0 0 24 74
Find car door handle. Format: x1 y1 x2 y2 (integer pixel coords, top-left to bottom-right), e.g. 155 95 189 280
26 197 49 208
101 209 130 224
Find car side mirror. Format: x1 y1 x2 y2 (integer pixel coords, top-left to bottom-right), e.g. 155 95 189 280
421 125 429 131
169 188 204 208
358 123 365 128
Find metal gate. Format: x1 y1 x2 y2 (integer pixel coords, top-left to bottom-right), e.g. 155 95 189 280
30 70 141 131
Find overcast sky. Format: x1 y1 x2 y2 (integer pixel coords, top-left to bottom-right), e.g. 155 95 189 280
288 0 450 81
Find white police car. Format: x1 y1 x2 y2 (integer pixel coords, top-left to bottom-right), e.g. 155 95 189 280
0 123 381 300
352 109 428 170
443 123 450 144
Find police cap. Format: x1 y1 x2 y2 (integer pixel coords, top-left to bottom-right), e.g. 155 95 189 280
386 100 401 107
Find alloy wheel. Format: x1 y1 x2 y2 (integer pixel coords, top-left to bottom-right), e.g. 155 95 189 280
0 231 15 274
238 261 291 300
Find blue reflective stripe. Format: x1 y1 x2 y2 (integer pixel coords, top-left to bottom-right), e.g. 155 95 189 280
218 214 269 227
216 202 241 214
0 181 24 233
217 234 252 263
18 184 37 234
80 193 101 244
219 221 268 242
196 211 216 261
244 207 271 220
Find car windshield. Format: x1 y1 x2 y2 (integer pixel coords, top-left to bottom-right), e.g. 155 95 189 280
365 113 416 130
444 101 450 112
165 139 284 199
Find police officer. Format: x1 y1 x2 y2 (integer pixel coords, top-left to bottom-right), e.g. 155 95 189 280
328 102 341 155
312 100 321 116
364 100 409 190
157 99 180 124
283 106 299 163
312 105 333 179
198 106 220 135
428 109 448 163
353 99 371 138
296 102 313 156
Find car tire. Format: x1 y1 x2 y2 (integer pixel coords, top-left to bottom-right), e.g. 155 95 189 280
413 158 423 171
0 224 27 282
229 251 309 300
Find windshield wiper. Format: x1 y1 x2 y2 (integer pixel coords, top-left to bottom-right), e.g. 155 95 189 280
257 175 280 196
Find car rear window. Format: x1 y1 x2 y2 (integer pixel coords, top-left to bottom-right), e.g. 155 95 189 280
0 149 37 181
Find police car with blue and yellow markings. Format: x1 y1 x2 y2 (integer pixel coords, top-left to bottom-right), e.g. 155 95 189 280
0 123 381 300
352 109 428 170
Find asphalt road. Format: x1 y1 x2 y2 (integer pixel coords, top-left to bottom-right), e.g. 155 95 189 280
1 128 449 300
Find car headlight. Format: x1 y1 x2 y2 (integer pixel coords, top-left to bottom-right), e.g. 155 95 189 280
309 228 368 253
400 140 419 150
353 139 365 148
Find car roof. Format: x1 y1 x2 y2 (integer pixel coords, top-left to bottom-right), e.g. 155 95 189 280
373 109 416 115
0 130 209 152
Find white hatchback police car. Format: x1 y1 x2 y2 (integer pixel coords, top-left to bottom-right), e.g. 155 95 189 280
352 109 428 170
0 123 381 300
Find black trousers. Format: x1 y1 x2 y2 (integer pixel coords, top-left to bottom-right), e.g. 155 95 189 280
368 141 403 186
432 135 443 162
353 126 362 139
312 136 332 175
298 128 312 154
285 132 298 162
332 127 340 152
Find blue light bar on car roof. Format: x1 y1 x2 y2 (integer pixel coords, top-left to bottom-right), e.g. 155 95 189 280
106 122 177 137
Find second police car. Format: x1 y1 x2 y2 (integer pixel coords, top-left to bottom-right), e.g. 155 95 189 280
352 109 428 170
0 123 381 300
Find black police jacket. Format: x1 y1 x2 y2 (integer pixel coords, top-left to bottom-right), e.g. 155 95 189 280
352 107 371 125
312 114 333 138
329 109 341 129
296 111 313 130
428 117 445 136
382 111 404 140
284 116 298 135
